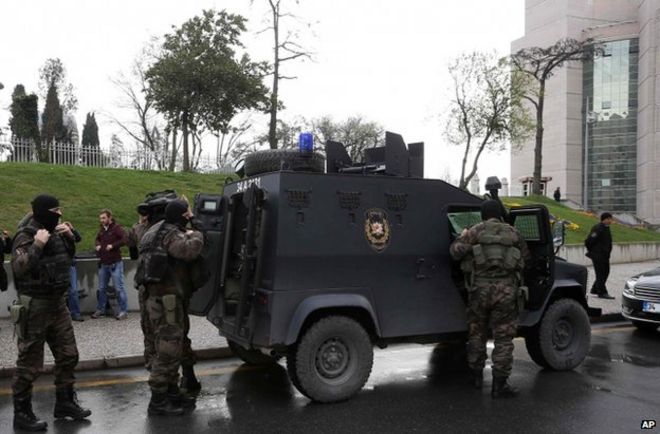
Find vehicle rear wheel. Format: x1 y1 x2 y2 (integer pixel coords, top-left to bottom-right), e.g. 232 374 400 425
525 298 591 370
244 149 325 176
287 316 373 403
228 340 281 366
632 320 658 333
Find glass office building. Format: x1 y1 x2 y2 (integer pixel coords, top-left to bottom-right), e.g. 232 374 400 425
582 38 639 212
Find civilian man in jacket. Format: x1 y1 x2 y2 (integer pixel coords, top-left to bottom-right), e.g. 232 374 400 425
585 212 615 299
91 209 129 319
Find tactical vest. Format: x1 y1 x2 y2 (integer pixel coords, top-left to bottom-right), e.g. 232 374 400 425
14 220 73 299
471 220 523 280
135 221 170 288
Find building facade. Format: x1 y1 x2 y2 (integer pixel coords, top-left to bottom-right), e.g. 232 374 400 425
511 0 660 222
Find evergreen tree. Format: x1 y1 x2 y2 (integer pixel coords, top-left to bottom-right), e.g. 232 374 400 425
40 83 67 162
81 112 100 166
9 84 41 161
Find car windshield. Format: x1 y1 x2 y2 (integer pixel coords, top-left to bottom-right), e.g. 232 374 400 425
448 211 482 233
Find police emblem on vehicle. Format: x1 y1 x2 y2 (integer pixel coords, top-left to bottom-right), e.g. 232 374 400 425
364 208 390 252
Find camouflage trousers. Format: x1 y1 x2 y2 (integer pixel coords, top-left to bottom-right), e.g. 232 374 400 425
138 287 156 370
146 294 185 393
141 289 195 372
466 281 518 379
13 298 79 400
181 296 196 368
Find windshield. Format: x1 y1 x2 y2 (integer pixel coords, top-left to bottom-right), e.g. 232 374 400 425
448 211 482 233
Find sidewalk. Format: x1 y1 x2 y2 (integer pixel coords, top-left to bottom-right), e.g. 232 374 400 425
0 313 228 376
0 259 657 375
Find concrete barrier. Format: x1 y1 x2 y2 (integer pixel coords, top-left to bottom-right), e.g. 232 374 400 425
558 242 660 266
1 258 140 319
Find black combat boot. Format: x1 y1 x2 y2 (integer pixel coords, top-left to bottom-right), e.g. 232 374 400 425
180 364 202 395
470 369 483 389
491 377 519 398
54 386 92 420
168 384 196 409
148 391 184 416
14 397 48 431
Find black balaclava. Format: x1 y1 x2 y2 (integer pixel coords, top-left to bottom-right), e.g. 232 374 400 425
165 200 190 228
31 194 60 232
481 199 503 221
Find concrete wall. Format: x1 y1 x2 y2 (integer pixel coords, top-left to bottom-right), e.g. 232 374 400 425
1 259 140 319
559 242 660 266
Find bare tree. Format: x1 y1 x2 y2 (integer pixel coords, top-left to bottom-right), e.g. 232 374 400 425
261 0 313 149
215 114 256 168
310 115 384 161
511 38 599 195
446 52 531 191
108 41 173 170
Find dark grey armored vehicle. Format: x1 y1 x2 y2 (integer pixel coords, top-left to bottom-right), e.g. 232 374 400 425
189 132 601 402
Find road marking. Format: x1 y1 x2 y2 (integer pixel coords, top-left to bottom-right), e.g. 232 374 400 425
0 364 251 396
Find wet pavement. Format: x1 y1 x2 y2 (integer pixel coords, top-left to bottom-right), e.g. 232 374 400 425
1 322 658 433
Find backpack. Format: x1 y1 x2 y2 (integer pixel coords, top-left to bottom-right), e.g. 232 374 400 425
472 221 523 278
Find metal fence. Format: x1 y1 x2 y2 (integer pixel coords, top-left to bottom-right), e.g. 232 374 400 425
0 137 223 172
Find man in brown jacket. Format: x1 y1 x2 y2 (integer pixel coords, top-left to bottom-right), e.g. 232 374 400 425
92 209 128 319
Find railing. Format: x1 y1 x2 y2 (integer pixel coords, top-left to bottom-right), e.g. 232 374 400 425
0 137 223 172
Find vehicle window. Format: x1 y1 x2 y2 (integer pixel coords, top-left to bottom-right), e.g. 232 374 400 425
514 214 541 241
448 211 482 233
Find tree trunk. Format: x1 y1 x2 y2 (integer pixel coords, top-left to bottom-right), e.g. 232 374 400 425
268 5 280 150
532 80 546 195
169 126 178 172
182 112 190 172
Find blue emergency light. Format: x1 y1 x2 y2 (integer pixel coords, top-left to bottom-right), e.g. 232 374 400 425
299 132 314 153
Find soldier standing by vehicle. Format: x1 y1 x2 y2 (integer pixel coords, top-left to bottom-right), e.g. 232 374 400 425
137 199 204 415
585 212 615 299
450 200 529 399
10 194 91 431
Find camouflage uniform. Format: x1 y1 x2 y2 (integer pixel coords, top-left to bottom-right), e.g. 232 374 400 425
139 222 204 394
450 218 529 379
127 221 156 369
11 218 77 400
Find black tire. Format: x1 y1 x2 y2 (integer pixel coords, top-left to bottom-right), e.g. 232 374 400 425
228 340 281 366
632 320 659 333
287 316 373 403
525 299 591 370
244 149 325 176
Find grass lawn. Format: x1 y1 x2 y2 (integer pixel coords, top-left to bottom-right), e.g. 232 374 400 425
0 163 230 253
503 195 660 245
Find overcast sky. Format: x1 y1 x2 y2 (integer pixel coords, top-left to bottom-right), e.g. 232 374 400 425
0 0 524 185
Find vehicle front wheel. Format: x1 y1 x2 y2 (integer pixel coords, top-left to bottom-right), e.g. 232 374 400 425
632 320 658 333
525 298 591 370
228 340 281 366
287 316 373 403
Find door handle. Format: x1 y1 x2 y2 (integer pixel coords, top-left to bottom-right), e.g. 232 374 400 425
416 258 429 280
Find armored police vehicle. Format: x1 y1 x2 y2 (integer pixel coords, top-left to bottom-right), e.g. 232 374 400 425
189 132 600 403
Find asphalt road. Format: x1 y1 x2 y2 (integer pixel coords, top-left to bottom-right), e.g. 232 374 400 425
1 322 659 434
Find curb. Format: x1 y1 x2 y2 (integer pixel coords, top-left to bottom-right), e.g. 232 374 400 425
0 346 234 379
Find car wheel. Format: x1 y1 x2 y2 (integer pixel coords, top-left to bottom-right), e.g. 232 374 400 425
244 149 325 177
228 340 281 366
287 316 373 403
632 320 658 333
527 298 591 370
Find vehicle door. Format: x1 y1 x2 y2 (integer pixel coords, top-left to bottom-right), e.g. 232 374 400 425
188 193 226 316
508 205 554 310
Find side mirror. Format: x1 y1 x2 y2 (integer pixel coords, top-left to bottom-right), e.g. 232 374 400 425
553 220 566 254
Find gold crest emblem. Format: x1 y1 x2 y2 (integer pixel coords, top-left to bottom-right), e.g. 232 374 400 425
364 208 390 252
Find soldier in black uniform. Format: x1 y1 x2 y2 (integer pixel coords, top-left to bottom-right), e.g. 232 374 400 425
11 194 91 431
585 212 614 299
